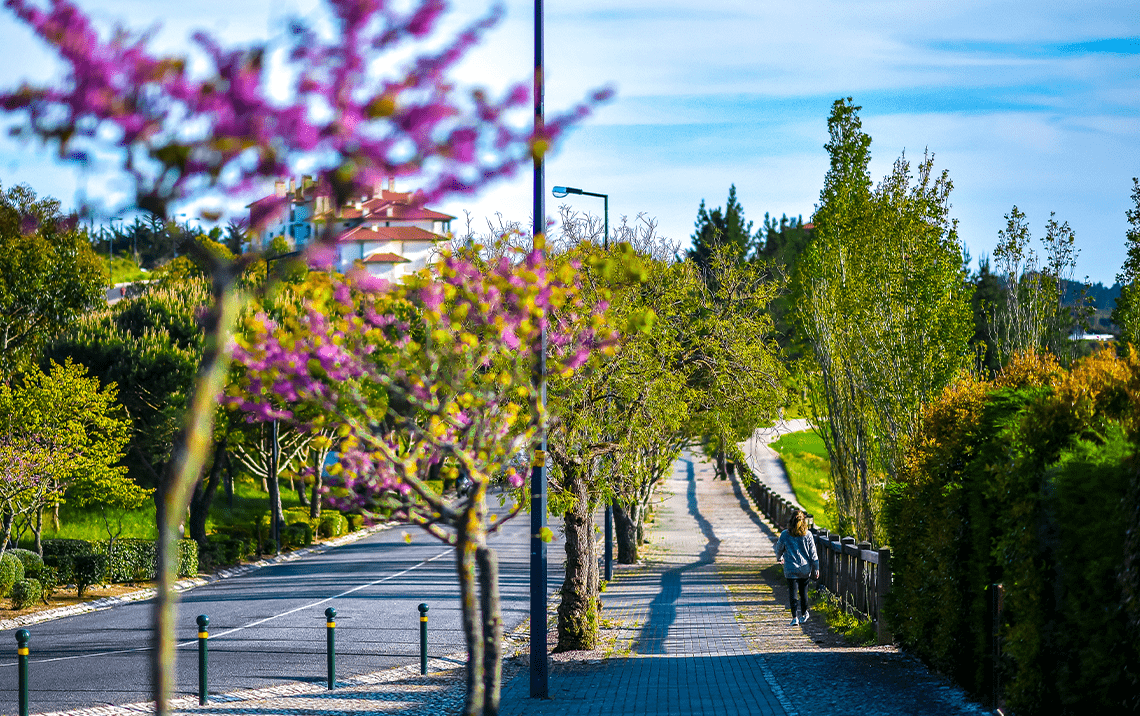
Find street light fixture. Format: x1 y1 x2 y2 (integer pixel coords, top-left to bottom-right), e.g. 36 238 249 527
551 186 608 249
552 184 614 582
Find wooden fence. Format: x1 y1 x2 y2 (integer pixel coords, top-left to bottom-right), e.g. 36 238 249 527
740 466 893 644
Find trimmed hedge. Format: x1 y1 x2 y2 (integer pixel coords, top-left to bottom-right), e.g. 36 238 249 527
10 578 41 609
283 522 313 549
44 555 76 585
42 539 93 559
75 554 107 597
25 564 57 602
8 548 43 572
885 350 1140 715
318 511 348 538
0 553 25 598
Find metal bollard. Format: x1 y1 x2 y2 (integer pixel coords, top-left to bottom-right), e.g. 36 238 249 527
16 629 29 716
418 603 429 675
196 615 209 705
325 607 336 690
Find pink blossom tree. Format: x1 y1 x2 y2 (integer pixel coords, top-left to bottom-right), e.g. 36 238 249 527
1 0 607 712
230 248 612 714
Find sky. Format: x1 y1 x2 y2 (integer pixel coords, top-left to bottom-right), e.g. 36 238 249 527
0 0 1137 284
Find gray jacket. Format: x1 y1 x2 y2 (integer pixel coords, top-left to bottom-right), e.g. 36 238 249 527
774 530 819 579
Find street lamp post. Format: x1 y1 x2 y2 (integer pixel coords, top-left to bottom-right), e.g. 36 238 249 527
551 186 608 249
552 185 613 582
531 0 549 699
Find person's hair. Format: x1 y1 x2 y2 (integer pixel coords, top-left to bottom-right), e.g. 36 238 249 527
788 510 809 537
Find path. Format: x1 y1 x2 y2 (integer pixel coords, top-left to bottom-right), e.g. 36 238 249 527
739 419 811 504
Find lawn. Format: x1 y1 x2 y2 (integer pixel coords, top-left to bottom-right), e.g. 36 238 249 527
768 429 832 531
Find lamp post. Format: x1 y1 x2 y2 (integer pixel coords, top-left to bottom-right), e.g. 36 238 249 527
551 186 608 249
552 185 613 581
531 0 549 699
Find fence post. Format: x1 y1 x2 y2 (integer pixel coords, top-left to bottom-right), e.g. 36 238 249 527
841 537 856 612
876 548 892 644
418 603 429 675
856 541 871 614
16 629 29 716
325 607 336 690
196 615 209 706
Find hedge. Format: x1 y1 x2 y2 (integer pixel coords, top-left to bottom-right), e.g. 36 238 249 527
318 511 348 538
885 350 1140 715
0 554 24 598
10 578 41 609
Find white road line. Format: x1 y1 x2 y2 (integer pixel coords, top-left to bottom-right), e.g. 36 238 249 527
3 548 451 667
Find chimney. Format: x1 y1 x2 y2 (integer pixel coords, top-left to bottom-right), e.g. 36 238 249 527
274 180 286 197
387 177 395 192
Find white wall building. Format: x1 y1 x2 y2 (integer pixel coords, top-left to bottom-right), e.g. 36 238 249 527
249 176 454 279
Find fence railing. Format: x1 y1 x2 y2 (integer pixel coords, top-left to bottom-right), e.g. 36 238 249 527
740 465 893 644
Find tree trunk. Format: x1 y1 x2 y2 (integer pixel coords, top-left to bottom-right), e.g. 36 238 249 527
556 468 599 651
296 474 309 506
189 438 227 549
456 508 485 716
33 506 43 556
309 473 323 521
224 451 234 509
476 542 502 715
613 501 639 563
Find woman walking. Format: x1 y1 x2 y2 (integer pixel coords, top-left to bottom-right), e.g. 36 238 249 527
774 510 819 626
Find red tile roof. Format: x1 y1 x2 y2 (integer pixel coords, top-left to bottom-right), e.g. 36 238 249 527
364 252 410 264
337 225 443 243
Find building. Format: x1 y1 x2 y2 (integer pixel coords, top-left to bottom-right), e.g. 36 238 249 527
248 176 455 279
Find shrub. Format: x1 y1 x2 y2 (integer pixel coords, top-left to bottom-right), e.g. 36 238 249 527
178 539 199 577
318 511 347 538
885 349 1140 714
283 507 314 527
0 553 25 598
27 564 58 603
282 522 313 549
260 538 277 555
8 548 43 573
75 553 108 597
89 539 198 582
10 579 41 609
42 539 93 559
346 514 364 532
44 555 76 585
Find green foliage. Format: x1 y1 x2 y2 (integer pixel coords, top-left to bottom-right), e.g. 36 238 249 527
74 553 108 597
0 182 105 372
809 585 876 646
1111 178 1140 347
318 511 347 538
688 185 754 271
43 281 207 488
0 553 25 597
347 514 364 531
95 539 157 582
796 97 972 543
885 349 1140 714
42 538 95 558
44 555 75 585
769 430 832 530
282 521 313 548
10 578 42 609
26 564 57 602
7 548 43 573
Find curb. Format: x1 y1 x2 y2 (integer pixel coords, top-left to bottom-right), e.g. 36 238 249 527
0 522 396 631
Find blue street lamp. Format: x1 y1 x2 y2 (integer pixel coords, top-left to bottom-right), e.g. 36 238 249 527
551 186 608 249
552 184 613 581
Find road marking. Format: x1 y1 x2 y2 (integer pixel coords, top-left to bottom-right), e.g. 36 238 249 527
3 548 451 667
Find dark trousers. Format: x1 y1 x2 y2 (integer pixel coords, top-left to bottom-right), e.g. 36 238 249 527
787 577 809 615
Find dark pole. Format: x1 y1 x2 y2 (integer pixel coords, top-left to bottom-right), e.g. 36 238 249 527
16 629 29 716
530 0 549 699
325 607 336 690
418 603 429 675
196 615 209 706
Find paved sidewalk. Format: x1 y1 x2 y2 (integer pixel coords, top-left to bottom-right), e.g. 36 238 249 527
739 419 812 504
498 451 794 716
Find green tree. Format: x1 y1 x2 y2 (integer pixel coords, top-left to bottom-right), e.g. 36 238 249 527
688 185 754 274
68 470 154 568
796 98 972 543
1111 177 1140 346
0 359 131 553
0 183 105 374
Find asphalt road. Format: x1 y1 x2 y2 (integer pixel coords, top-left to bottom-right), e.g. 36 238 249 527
0 506 559 713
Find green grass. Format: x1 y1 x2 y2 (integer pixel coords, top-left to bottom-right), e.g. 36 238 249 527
34 502 159 543
809 585 877 646
106 255 150 284
769 429 832 530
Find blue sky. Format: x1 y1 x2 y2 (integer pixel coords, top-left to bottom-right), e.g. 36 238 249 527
0 0 1137 283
